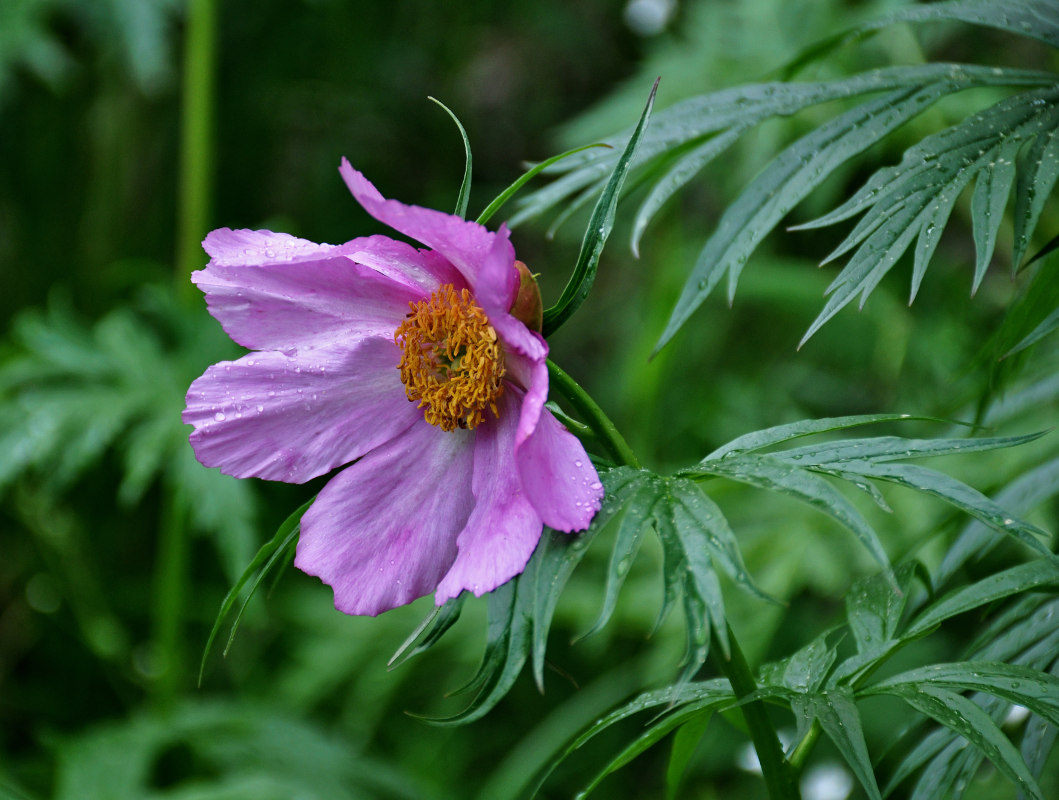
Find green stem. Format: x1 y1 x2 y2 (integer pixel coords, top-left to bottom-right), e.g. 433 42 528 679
546 359 640 468
152 491 189 710
176 0 217 305
716 624 802 800
788 720 822 774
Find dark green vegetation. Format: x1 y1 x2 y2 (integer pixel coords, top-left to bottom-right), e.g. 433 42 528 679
2 1 1058 798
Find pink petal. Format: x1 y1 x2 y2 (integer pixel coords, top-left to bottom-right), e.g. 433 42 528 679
193 236 445 352
516 406 603 532
474 226 521 316
346 236 465 294
339 160 518 308
204 228 339 266
493 316 549 446
183 338 420 483
435 391 544 604
295 422 476 616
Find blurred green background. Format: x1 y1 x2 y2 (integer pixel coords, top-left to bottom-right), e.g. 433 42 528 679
2 0 1057 798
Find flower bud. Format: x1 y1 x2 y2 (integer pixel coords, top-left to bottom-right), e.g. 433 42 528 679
510 260 543 333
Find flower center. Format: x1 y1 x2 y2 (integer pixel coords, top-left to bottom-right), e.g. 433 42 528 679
395 284 506 432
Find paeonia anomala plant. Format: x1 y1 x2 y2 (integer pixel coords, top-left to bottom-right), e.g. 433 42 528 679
188 3 1059 797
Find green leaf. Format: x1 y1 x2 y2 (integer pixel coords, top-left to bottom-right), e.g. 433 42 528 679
630 128 743 256
1006 304 1059 357
968 600 1059 666
575 703 717 799
799 688 881 800
781 632 839 694
658 83 953 352
971 136 1020 291
388 595 466 670
653 490 720 673
796 86 1059 345
883 727 955 798
518 65 1054 230
570 683 732 799
776 431 1045 467
525 680 732 798
530 527 598 691
1021 656 1059 793
907 560 1059 638
665 711 713 800
198 497 311 684
54 700 425 800
541 79 658 337
428 96 472 219
697 452 894 581
883 0 1059 51
910 737 986 800
865 662 1059 727
1013 112 1059 268
781 0 1059 79
432 467 643 723
877 685 1044 800
845 562 915 654
838 461 1054 560
514 54 1056 351
652 475 774 673
703 412 940 460
831 566 930 685
475 143 612 226
426 580 528 724
578 475 655 639
666 477 773 604
936 455 1059 585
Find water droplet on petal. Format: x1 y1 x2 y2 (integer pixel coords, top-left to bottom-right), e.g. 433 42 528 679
214 412 226 421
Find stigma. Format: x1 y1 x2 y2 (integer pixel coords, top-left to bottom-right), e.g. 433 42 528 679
395 284 506 432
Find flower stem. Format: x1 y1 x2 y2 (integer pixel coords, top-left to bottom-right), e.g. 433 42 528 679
546 359 640 468
715 624 802 800
546 360 794 797
176 0 216 305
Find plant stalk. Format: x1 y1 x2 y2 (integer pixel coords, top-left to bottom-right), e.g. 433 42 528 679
547 359 640 469
176 0 217 304
152 491 189 709
715 624 802 800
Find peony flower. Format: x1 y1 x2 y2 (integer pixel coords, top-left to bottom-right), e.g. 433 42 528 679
183 160 604 615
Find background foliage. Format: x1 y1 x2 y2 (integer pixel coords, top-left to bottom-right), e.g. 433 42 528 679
1 0 1057 798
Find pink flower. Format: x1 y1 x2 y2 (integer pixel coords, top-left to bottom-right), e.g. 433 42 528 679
183 160 603 615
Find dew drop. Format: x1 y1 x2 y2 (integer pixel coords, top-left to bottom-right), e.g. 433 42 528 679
214 412 226 421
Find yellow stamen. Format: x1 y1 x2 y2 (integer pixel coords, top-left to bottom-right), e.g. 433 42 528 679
395 284 505 431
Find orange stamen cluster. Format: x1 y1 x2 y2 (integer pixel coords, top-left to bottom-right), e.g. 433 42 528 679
395 284 505 431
